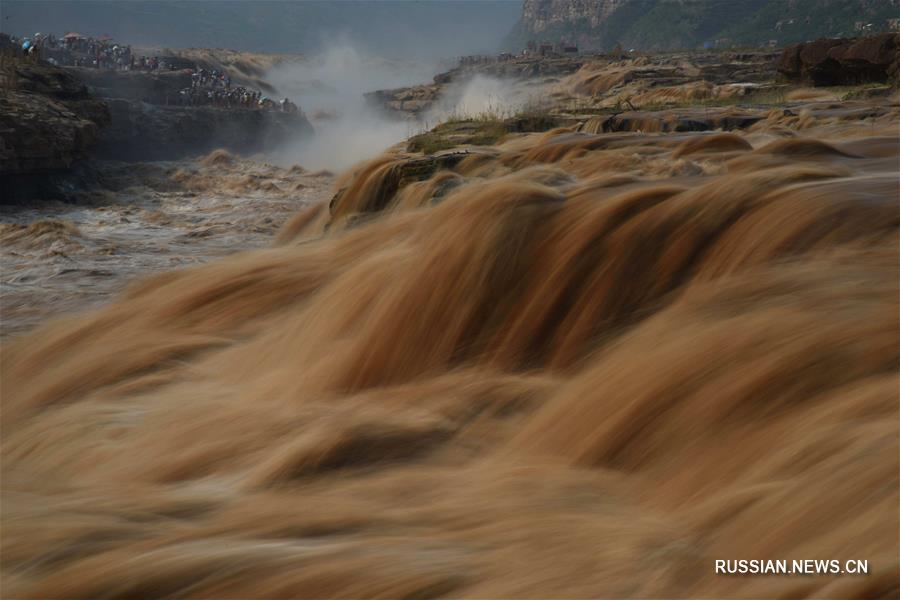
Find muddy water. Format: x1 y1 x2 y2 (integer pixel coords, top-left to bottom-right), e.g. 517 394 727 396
1 154 333 337
2 99 899 599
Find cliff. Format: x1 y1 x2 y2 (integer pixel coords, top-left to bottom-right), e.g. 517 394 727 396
94 100 314 161
0 60 109 177
520 0 628 34
506 0 900 52
1 58 314 200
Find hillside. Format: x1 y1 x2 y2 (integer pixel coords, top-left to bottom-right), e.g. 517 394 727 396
505 0 900 51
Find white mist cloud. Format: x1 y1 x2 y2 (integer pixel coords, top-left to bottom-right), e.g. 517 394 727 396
266 42 445 171
266 41 550 173
427 74 549 123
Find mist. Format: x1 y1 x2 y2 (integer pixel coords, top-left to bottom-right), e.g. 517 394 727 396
266 43 438 171
268 44 548 172
428 75 550 122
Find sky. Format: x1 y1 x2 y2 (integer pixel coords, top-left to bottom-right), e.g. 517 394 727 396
2 0 524 59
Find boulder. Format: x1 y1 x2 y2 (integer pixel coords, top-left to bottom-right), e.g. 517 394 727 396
777 34 900 86
843 34 900 82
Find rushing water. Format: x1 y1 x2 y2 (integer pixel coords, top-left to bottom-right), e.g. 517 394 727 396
2 72 899 597
1 154 333 337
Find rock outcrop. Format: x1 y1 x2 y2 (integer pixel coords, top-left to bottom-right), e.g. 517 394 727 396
777 34 900 86
365 85 441 118
0 60 109 176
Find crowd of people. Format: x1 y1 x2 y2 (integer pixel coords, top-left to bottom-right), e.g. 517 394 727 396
2 30 302 113
8 32 133 69
5 32 194 71
177 68 298 112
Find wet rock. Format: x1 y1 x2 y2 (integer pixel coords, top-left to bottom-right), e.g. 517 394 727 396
594 108 763 134
328 152 470 222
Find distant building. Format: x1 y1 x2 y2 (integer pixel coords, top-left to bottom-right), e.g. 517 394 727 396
854 21 873 32
538 43 554 56
888 18 900 32
767 39 778 48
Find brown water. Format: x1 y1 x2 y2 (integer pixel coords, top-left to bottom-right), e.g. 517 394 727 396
0 153 333 337
1 103 899 598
